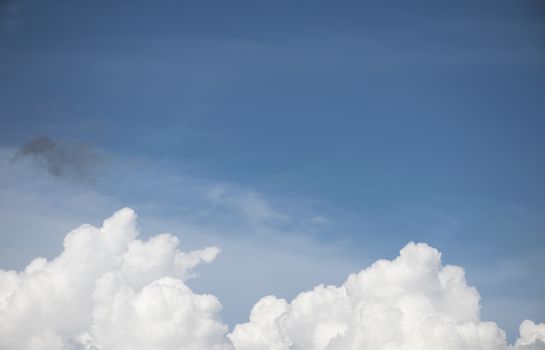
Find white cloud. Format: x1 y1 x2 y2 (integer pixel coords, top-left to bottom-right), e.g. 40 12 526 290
205 184 288 225
516 321 545 349
230 242 545 350
0 145 359 336
1 209 544 350
0 208 231 350
0 147 544 349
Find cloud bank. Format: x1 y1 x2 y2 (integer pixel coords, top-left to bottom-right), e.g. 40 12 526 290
0 209 543 350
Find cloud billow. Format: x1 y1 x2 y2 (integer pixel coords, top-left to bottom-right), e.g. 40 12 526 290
230 243 544 350
0 209 543 350
0 208 228 350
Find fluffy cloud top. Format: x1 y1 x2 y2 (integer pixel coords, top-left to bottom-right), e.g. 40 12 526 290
0 208 230 350
0 208 543 350
230 243 545 350
231 242 513 349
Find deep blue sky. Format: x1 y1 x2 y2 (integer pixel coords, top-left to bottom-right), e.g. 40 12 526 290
1 0 544 339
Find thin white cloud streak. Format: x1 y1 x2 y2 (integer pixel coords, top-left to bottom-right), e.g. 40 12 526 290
0 209 543 349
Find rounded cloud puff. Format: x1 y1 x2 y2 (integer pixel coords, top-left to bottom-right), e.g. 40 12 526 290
230 242 545 350
0 208 231 350
0 209 543 350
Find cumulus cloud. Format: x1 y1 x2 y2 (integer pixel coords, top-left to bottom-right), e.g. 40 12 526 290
0 208 230 350
0 209 543 350
13 136 101 182
230 242 545 350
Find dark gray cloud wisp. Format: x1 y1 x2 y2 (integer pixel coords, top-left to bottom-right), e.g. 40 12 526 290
14 136 101 182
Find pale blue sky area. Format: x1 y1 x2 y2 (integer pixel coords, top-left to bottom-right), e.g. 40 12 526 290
1 0 544 340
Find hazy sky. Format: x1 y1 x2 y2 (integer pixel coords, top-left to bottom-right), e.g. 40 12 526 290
1 0 544 341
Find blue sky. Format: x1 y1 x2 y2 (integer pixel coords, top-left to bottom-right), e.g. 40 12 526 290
1 0 544 340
